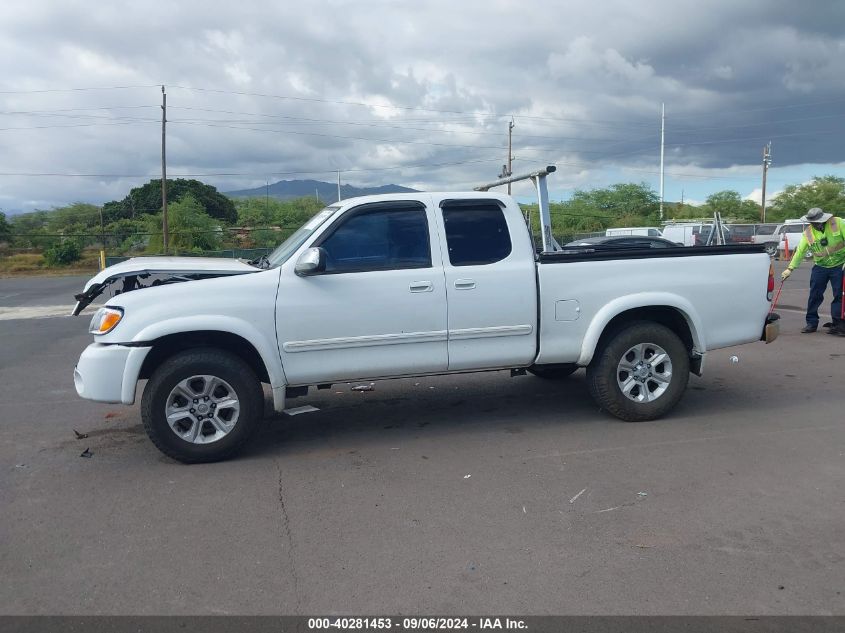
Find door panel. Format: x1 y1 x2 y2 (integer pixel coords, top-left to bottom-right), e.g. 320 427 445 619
276 202 448 385
437 202 538 370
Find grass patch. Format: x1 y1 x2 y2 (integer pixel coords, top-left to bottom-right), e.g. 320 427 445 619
0 253 45 273
0 250 100 277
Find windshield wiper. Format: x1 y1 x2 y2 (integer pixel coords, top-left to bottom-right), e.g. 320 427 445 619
249 254 270 269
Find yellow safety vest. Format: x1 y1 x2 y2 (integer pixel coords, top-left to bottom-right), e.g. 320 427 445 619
803 217 845 260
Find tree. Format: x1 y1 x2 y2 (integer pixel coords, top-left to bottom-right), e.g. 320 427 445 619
565 182 660 219
768 176 845 222
103 179 237 224
144 194 222 253
701 190 760 222
232 196 325 248
0 211 10 243
518 182 662 243
43 240 82 266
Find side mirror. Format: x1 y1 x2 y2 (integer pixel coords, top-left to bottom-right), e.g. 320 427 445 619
294 247 326 276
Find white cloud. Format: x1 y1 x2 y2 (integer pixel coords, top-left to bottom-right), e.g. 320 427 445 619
0 0 844 211
712 65 734 80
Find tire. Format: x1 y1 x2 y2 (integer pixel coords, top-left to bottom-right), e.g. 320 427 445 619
527 364 579 379
141 347 264 463
586 321 689 422
764 243 777 257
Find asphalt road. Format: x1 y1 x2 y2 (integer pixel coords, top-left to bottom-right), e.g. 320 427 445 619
1 269 843 616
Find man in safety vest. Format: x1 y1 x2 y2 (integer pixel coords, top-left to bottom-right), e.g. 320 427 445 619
780 207 845 335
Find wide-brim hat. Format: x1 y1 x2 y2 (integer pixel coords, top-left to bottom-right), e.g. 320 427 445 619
801 207 833 223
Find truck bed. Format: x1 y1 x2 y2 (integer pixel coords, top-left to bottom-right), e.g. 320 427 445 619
538 243 767 264
534 245 772 367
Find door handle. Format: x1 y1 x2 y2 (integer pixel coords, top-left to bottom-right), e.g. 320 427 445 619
409 281 434 293
454 278 476 290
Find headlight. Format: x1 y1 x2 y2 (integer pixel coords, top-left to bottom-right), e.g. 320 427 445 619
89 307 124 335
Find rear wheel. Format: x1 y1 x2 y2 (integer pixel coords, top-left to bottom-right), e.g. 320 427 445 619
587 322 689 422
764 243 777 257
527 364 579 379
141 348 264 463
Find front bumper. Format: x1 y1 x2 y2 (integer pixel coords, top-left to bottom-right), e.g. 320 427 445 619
73 343 151 405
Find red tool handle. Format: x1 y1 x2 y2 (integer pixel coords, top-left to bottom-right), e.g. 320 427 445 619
769 280 784 315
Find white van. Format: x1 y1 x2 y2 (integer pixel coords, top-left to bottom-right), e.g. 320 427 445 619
774 220 812 259
605 227 662 237
661 223 721 247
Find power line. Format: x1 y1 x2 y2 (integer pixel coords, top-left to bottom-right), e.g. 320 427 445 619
0 121 152 132
4 81 844 127
170 120 514 151
668 96 845 120
0 84 161 94
0 105 159 115
0 156 508 178
168 115 653 144
170 84 488 116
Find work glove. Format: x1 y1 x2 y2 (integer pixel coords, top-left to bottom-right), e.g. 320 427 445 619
781 268 792 281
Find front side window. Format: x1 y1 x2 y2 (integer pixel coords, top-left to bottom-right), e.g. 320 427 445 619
266 206 338 267
442 204 512 266
317 204 431 273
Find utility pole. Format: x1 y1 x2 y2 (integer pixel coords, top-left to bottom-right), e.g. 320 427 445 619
761 141 772 222
659 102 665 221
265 180 269 214
161 85 168 254
337 170 341 202
507 118 514 195
98 206 106 270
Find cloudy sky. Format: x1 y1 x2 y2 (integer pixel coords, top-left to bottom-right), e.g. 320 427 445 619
1 0 845 213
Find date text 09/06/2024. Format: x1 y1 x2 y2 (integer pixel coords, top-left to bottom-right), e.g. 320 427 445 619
307 617 528 630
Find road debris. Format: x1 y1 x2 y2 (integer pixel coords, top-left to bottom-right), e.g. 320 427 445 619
464 474 472 479
80 448 93 458
637 491 648 497
569 488 587 504
73 429 88 440
15 463 27 469
730 355 739 364
351 383 375 392
283 405 320 416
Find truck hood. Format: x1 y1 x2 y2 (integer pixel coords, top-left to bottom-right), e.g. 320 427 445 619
72 256 259 316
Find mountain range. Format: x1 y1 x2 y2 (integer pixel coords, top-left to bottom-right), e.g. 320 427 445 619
224 179 418 203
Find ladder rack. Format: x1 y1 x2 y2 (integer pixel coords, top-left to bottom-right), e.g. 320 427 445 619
475 165 558 253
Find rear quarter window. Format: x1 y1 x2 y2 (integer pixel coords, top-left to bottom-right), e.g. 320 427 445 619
442 203 512 266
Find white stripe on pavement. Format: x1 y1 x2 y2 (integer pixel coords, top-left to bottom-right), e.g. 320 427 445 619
0 304 101 321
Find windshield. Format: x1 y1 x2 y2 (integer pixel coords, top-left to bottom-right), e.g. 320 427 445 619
265 206 339 267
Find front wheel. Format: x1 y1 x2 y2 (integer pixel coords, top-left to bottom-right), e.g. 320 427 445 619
586 322 689 422
141 348 264 463
764 243 777 257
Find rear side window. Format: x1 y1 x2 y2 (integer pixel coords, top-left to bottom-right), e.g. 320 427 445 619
442 204 512 266
648 228 660 236
317 204 431 273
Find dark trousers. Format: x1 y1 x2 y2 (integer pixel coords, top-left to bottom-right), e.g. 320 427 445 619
806 264 844 326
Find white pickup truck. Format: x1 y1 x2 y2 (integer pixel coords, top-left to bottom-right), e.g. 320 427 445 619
73 167 779 463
